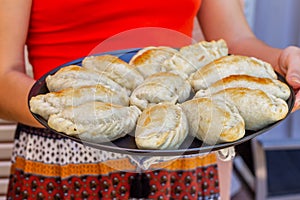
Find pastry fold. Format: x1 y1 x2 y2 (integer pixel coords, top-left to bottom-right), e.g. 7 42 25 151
163 39 228 76
180 98 245 145
135 103 188 150
48 102 141 143
82 55 144 93
30 85 129 120
130 72 191 110
46 65 127 94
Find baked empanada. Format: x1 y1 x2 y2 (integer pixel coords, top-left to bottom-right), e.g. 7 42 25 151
164 39 228 76
48 102 141 143
135 103 188 150
129 46 178 78
82 55 144 93
162 54 196 79
46 65 127 94
130 72 191 110
196 88 289 130
189 55 278 91
195 75 291 100
30 85 129 120
180 98 245 145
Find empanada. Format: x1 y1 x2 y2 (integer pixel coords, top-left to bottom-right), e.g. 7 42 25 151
46 65 127 94
196 88 289 130
189 55 278 91
180 98 245 145
82 55 144 93
195 75 291 100
162 54 196 79
164 39 228 76
48 102 141 143
30 85 129 120
130 72 191 110
129 46 178 78
135 103 188 150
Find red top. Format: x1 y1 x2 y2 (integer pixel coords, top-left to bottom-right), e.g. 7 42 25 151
27 0 202 79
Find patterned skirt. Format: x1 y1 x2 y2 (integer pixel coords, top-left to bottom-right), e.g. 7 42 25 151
7 124 220 200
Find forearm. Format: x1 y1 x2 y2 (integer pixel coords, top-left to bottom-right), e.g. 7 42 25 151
227 36 282 72
217 158 232 200
0 70 42 127
198 0 282 72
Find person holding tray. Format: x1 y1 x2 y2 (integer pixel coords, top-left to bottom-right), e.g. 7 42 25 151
0 0 300 199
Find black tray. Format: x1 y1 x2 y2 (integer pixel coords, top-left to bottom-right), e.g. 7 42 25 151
28 48 295 156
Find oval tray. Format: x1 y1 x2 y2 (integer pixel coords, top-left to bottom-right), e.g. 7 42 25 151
28 48 295 156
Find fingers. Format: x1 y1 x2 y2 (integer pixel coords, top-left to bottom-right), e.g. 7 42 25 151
278 46 300 112
279 46 300 90
292 91 300 112
286 62 300 90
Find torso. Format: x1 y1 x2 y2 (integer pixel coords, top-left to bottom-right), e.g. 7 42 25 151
27 0 202 79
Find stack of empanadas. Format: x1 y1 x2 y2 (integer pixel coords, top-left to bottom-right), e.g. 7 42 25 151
29 39 291 150
195 88 288 131
32 63 141 143
191 54 290 131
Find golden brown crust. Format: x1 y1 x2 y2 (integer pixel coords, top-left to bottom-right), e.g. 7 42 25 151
189 55 278 91
130 46 177 66
129 46 178 78
30 43 292 146
195 74 291 100
196 87 289 131
180 97 245 144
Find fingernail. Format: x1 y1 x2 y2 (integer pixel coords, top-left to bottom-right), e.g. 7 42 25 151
291 77 300 85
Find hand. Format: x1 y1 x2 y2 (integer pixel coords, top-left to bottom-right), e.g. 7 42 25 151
277 46 300 112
